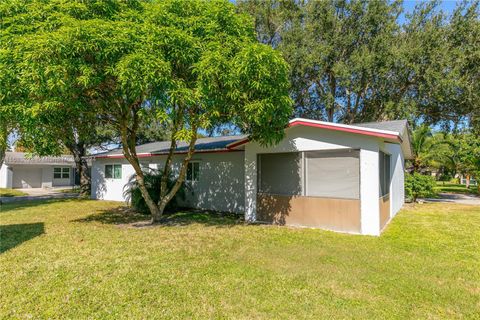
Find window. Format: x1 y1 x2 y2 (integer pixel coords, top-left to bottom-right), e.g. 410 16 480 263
257 149 360 199
54 167 70 179
186 162 200 182
105 164 122 179
379 151 391 197
258 152 302 195
305 150 360 199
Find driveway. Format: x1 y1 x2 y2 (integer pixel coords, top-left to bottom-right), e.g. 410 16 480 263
0 187 79 204
423 192 480 205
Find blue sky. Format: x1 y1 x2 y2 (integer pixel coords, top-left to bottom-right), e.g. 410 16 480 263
403 0 459 13
399 0 460 23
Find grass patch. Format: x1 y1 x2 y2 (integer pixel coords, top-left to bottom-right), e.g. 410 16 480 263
435 182 479 195
57 187 81 194
0 188 27 197
0 200 479 318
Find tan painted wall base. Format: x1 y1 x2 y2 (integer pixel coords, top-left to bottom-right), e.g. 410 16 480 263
379 195 390 230
257 194 361 233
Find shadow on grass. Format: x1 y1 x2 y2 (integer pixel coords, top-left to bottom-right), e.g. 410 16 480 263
0 222 44 253
74 207 244 228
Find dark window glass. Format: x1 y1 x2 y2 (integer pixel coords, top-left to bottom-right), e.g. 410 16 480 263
379 152 391 197
258 152 302 196
105 165 113 178
187 162 199 182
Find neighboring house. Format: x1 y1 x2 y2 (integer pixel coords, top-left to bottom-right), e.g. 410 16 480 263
91 118 413 236
0 152 76 189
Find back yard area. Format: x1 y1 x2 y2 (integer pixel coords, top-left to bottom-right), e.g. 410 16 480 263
0 200 479 319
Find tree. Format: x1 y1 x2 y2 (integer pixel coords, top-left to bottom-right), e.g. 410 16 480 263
238 0 403 122
18 110 111 196
238 0 480 130
450 132 480 188
0 20 26 168
0 0 123 196
409 125 435 173
10 0 292 221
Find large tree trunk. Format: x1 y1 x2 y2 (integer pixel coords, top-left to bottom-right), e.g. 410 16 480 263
0 146 7 169
0 124 8 169
68 143 91 197
153 133 198 223
0 144 5 170
118 107 163 219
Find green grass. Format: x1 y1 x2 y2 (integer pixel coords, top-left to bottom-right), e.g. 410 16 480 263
0 188 27 197
1 200 479 319
435 182 479 195
57 187 81 194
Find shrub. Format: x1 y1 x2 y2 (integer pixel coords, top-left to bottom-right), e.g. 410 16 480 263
405 173 436 202
123 170 191 214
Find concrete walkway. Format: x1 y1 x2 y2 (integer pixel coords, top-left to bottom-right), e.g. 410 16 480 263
0 188 79 204
423 192 480 205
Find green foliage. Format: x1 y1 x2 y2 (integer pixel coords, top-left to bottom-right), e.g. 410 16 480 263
4 0 293 215
238 0 480 130
123 170 189 214
405 173 436 202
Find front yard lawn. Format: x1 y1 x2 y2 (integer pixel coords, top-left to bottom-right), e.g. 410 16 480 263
0 200 479 318
435 182 479 195
0 188 27 197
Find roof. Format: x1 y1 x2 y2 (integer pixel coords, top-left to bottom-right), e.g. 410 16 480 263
353 119 408 134
94 135 247 158
228 118 410 149
4 152 75 165
93 118 412 159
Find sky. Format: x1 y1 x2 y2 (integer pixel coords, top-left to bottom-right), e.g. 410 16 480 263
399 0 461 23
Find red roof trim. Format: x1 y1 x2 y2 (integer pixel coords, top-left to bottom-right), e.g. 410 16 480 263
227 139 250 149
227 120 401 149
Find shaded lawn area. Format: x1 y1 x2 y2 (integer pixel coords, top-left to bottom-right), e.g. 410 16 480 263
0 188 27 197
0 200 479 319
435 183 479 195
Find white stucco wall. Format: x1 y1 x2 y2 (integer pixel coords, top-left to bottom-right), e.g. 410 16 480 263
41 167 53 188
383 142 405 217
11 165 43 188
91 151 245 213
91 158 136 201
360 148 380 236
0 164 13 188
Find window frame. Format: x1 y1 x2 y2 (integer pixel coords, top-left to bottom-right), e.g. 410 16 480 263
105 164 122 179
379 151 391 197
186 161 200 182
54 167 70 180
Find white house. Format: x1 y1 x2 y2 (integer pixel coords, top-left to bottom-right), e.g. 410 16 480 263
0 152 76 189
91 118 413 236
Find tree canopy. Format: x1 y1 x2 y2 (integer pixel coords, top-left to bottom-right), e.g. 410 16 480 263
238 0 480 130
4 0 292 219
